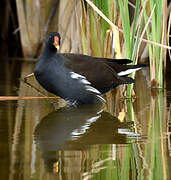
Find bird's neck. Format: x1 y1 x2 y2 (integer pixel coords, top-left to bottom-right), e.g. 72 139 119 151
41 44 57 57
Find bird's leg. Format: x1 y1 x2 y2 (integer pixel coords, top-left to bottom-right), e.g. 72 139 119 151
20 73 45 96
23 73 34 83
20 76 46 97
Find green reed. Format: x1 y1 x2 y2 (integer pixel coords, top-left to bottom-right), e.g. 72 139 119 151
83 0 168 98
143 92 167 179
142 0 165 88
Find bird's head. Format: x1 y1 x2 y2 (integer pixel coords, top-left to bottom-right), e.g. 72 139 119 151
46 32 61 51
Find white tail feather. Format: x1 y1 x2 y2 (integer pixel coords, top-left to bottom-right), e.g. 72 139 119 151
118 67 141 76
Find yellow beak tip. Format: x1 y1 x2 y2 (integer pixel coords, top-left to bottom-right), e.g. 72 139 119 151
55 45 60 50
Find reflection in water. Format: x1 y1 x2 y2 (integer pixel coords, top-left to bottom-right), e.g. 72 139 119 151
34 104 133 173
0 58 171 179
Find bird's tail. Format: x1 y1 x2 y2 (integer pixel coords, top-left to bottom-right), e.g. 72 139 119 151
117 64 148 76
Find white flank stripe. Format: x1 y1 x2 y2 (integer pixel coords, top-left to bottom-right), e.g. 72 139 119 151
80 79 91 85
87 115 101 123
96 95 106 102
97 109 104 114
70 72 92 85
86 85 101 94
118 67 142 76
71 115 100 138
70 72 86 79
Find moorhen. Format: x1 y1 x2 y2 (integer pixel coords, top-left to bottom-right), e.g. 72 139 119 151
34 32 146 105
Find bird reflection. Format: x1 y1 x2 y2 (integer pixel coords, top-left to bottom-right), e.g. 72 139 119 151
34 103 133 173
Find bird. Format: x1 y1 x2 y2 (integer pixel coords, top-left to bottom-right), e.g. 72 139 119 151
34 32 147 105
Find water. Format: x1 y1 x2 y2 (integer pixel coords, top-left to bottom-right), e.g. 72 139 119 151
0 59 171 180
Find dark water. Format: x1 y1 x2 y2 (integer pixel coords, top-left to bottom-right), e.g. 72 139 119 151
0 58 171 180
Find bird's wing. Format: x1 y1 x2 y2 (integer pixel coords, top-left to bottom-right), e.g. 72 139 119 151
60 53 125 93
62 53 132 64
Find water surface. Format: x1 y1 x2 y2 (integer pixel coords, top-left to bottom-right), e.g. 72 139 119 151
0 60 171 180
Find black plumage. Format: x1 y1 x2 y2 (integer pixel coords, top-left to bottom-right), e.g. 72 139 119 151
34 32 146 104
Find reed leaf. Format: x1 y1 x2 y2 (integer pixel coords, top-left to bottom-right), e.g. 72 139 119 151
143 0 165 88
130 0 141 57
89 8 103 56
121 146 131 180
118 0 131 58
127 4 156 98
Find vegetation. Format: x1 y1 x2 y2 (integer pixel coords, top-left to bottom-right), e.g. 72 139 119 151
0 1 171 179
15 0 170 94
81 0 170 96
